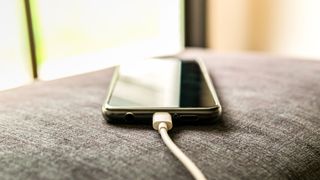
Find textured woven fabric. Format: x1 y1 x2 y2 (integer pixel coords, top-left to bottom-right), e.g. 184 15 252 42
0 49 320 180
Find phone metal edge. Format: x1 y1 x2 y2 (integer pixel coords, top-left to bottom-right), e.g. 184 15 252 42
101 58 222 118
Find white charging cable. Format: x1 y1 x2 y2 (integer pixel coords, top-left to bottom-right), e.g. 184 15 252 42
152 112 207 180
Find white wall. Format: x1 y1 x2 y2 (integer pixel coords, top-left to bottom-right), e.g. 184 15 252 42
207 0 320 60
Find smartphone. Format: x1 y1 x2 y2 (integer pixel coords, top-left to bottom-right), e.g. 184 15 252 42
101 58 221 124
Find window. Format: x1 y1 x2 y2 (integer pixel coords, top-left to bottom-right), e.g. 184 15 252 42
0 0 184 90
0 0 32 90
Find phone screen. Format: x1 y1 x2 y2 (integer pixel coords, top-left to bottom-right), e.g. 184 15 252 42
108 59 217 108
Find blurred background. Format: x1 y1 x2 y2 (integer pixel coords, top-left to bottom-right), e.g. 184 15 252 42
1 0 320 91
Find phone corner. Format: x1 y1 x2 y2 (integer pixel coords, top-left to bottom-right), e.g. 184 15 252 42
101 104 110 121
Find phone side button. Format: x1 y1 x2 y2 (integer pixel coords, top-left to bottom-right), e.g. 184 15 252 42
124 112 135 122
179 115 199 122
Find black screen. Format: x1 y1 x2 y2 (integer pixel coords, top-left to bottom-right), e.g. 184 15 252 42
108 59 216 107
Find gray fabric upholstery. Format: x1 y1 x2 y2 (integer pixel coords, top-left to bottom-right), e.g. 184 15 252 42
0 49 320 180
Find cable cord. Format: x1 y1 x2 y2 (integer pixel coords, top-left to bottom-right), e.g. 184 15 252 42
152 112 207 180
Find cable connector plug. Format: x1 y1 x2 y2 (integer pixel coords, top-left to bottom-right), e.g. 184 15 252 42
152 112 207 180
152 112 173 131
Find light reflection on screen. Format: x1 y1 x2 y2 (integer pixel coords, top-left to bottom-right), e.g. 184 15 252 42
109 59 216 108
